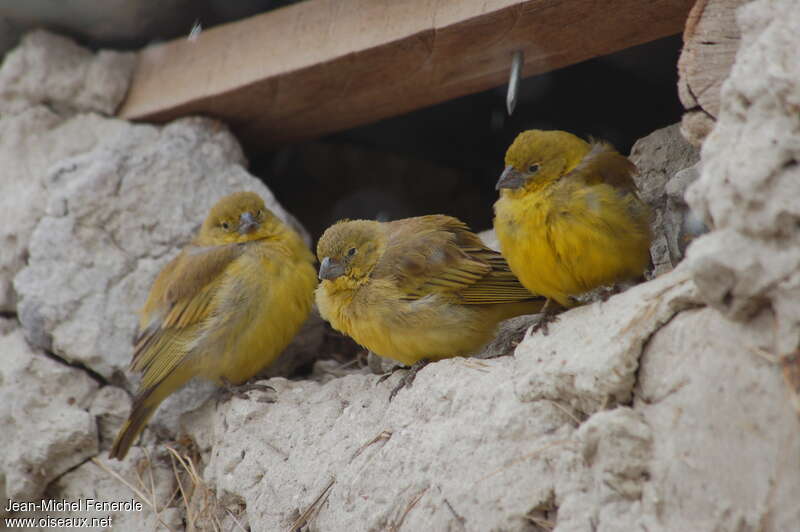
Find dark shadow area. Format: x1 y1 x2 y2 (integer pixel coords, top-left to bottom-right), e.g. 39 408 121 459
251 34 684 242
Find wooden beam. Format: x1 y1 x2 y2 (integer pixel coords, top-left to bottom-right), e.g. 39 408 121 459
119 0 694 147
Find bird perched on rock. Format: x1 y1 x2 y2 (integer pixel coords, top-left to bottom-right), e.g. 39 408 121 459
315 215 545 398
110 191 317 460
494 129 652 331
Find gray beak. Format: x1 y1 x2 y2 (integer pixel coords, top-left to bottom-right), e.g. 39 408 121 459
495 165 526 190
318 257 346 281
238 211 258 234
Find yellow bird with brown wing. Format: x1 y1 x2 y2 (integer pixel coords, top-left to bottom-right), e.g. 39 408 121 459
494 130 652 329
110 191 316 459
315 215 545 397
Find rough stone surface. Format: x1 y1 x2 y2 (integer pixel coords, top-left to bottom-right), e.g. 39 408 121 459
0 30 135 116
0 30 136 312
43 451 183 531
186 268 799 532
187 267 699 532
686 0 800 338
629 123 702 277
635 306 800 531
0 320 99 502
512 266 699 417
560 408 655 531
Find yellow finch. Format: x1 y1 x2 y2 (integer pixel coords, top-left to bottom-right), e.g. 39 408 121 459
110 191 316 459
315 215 544 396
493 130 652 325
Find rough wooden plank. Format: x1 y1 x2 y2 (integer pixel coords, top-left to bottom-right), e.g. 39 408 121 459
120 0 694 147
678 0 746 146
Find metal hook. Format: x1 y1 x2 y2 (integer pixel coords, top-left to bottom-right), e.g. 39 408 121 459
188 20 203 42
506 50 524 116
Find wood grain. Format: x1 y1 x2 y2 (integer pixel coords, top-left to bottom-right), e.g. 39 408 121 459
678 0 746 145
120 0 694 147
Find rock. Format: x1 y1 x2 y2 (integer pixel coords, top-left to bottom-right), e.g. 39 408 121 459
190 258 800 531
558 408 654 531
199 361 578 531
635 306 800 530
686 0 800 335
0 30 135 116
44 450 183 531
0 30 136 312
513 265 699 416
680 110 716 147
629 123 703 277
188 267 698 531
0 321 99 502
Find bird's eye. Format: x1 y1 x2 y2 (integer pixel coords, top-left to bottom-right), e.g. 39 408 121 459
347 247 357 257
256 209 263 217
528 164 540 174
221 222 230 230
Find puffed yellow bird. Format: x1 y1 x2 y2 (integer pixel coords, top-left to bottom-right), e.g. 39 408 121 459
493 130 652 330
315 215 545 397
110 191 316 459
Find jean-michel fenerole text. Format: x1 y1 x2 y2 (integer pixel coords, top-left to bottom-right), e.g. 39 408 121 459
5 498 143 513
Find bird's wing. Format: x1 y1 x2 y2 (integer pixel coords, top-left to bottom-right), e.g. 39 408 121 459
130 243 245 388
566 140 639 192
376 215 537 304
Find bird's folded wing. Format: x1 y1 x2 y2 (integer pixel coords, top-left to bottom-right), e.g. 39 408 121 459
567 140 638 192
457 249 541 304
130 243 244 388
379 215 538 304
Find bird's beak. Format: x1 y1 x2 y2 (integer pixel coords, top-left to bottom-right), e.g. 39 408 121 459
318 257 346 281
238 211 259 234
495 166 526 190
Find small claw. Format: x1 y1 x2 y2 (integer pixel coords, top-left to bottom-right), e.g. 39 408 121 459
530 313 559 336
217 378 276 402
529 299 562 336
386 359 429 401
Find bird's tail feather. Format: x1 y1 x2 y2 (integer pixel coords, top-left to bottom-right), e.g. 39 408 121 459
108 395 158 460
108 367 189 461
